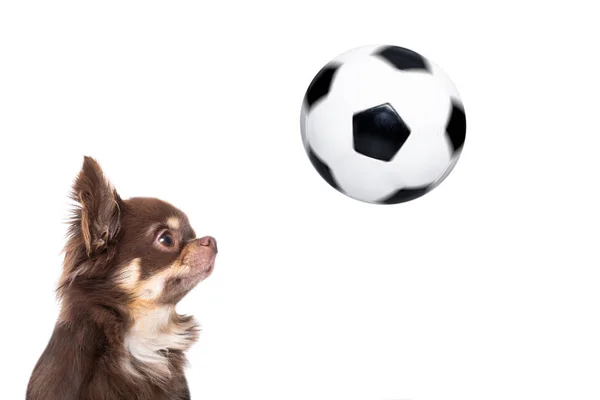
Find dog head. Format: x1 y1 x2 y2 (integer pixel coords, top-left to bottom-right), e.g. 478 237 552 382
59 156 217 309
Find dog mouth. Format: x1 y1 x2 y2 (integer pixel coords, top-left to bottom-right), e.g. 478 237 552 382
181 237 217 274
191 259 215 280
166 258 214 295
204 260 215 276
157 238 217 302
179 251 217 283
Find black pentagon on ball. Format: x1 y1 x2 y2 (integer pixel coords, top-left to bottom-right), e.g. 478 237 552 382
304 62 341 110
352 103 411 162
306 146 341 192
373 45 430 72
446 100 466 153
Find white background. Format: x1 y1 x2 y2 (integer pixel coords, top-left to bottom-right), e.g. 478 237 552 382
1 1 599 399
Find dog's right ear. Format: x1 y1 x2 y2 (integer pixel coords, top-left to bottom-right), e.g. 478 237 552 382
69 156 121 257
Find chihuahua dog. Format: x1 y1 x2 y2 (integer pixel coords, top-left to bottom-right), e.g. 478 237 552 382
26 156 217 400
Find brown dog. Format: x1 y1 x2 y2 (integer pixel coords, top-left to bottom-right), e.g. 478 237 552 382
26 156 217 400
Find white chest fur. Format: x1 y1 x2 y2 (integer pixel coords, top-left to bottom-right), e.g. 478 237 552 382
123 307 198 382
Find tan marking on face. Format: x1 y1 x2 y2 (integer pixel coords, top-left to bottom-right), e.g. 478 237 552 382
138 274 165 300
166 216 180 231
116 258 141 291
124 259 190 301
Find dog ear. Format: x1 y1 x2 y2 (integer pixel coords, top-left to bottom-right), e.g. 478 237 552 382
70 156 121 257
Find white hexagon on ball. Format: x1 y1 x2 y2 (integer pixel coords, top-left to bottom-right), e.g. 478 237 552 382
300 44 466 204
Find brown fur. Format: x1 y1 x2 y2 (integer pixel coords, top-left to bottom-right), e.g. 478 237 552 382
27 157 217 400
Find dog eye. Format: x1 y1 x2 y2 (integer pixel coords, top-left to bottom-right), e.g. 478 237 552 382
158 232 175 247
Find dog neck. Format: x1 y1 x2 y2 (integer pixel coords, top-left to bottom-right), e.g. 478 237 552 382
123 305 199 383
58 285 199 384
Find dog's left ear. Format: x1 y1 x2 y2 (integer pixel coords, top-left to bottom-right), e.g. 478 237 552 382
70 156 121 257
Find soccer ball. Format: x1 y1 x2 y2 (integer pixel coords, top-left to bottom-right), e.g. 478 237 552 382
300 44 467 204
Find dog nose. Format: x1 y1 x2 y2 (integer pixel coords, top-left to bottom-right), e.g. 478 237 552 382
198 236 217 251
